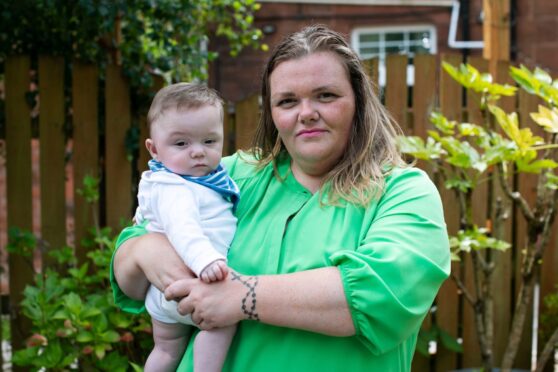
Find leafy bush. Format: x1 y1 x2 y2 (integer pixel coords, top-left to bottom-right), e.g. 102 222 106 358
0 0 265 87
8 227 152 371
7 175 152 371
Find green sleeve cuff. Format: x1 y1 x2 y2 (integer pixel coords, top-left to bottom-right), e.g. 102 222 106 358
110 222 149 314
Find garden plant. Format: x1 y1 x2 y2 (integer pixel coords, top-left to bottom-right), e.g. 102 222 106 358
7 175 153 371
399 62 558 371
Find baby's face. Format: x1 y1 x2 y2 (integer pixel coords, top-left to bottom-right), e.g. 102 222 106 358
147 104 224 176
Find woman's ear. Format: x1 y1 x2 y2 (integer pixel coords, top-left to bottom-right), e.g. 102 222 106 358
145 138 157 160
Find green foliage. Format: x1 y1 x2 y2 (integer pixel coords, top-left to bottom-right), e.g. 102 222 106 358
509 65 558 106
540 286 558 348
442 62 516 107
449 226 511 260
0 0 265 88
400 62 558 247
400 62 558 369
417 323 463 356
76 174 101 204
10 176 153 371
11 228 153 371
7 227 37 259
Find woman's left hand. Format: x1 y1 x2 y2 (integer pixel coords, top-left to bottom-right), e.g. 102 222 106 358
164 271 247 330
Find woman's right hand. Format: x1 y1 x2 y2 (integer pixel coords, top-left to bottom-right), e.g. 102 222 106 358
113 232 194 300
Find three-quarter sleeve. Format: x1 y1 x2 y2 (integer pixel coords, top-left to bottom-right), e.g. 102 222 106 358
329 168 450 355
110 223 149 314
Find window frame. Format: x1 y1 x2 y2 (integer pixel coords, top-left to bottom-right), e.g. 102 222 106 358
351 24 437 86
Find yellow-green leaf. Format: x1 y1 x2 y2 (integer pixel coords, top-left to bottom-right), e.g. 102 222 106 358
530 105 558 133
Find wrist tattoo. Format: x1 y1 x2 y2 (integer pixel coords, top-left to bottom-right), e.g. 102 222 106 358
231 272 260 321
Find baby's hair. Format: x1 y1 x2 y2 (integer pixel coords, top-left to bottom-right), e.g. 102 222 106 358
147 82 224 133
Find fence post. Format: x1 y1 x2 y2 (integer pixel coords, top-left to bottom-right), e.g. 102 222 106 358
385 54 409 132
5 55 34 365
235 94 260 152
105 63 132 232
435 53 464 372
38 56 67 266
483 0 511 76
72 62 99 264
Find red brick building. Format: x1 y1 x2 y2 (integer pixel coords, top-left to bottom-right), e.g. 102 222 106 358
208 0 558 103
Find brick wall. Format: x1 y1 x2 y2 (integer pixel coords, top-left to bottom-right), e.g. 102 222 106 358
209 2 462 102
208 0 557 103
515 0 558 74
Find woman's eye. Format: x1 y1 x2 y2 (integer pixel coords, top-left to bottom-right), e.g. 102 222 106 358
277 98 296 107
318 92 337 101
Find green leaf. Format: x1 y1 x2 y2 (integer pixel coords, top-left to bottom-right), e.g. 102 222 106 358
516 158 558 173
439 328 463 353
76 330 93 343
530 105 558 133
101 330 121 343
95 344 108 360
545 172 558 190
458 123 486 137
445 178 473 193
109 312 134 328
510 65 538 95
12 346 41 366
64 293 83 314
534 67 552 84
131 362 145 372
430 112 456 135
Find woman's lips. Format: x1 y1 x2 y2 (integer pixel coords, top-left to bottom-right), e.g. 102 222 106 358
297 129 327 137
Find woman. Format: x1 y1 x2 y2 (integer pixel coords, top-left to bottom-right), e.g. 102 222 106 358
111 25 450 371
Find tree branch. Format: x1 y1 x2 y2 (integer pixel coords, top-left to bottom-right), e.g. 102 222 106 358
450 271 476 307
535 325 558 372
496 163 534 222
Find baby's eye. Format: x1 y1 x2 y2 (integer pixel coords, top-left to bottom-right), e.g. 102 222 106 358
175 141 187 147
204 139 216 145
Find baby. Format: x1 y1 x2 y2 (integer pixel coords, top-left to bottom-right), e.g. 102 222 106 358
134 82 238 372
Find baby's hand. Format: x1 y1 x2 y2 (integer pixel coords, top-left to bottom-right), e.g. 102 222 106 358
200 259 229 283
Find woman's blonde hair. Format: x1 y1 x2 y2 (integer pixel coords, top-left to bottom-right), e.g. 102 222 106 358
251 25 406 206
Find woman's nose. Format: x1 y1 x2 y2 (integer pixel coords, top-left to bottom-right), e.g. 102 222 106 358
298 100 319 124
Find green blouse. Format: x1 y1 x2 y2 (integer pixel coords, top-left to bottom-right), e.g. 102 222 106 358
111 152 450 372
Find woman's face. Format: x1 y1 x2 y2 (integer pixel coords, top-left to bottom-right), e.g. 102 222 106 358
269 51 355 177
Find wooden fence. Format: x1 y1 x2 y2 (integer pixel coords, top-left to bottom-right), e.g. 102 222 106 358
1 53 557 371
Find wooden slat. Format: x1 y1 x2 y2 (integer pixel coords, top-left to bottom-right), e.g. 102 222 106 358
38 56 66 265
138 76 164 172
363 57 380 96
5 55 34 355
223 102 233 156
435 53 463 372
385 54 409 132
411 54 438 372
105 64 132 231
72 62 99 263
412 54 437 138
235 94 259 151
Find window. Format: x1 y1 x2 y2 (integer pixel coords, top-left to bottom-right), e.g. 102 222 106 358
351 25 437 86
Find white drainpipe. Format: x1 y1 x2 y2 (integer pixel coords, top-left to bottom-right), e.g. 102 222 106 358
448 0 484 49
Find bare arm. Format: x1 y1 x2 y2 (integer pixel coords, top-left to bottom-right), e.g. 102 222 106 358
165 267 355 337
113 233 194 300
